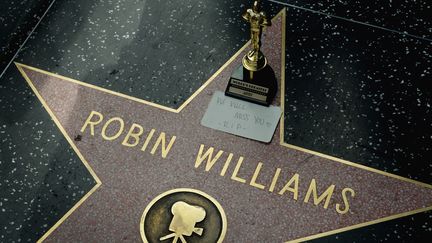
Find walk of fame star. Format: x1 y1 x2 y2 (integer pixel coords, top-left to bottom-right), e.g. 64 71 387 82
15 10 432 242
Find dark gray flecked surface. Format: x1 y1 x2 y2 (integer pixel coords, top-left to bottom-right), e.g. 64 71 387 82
0 67 95 242
282 5 432 243
15 0 277 107
0 0 54 72
271 0 432 40
0 0 431 242
283 6 432 186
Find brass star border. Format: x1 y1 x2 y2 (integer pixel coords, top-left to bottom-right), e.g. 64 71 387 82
14 9 432 243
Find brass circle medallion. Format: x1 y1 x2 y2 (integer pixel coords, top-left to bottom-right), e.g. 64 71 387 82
140 188 227 243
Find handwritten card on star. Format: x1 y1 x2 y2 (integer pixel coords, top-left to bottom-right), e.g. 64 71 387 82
201 91 281 143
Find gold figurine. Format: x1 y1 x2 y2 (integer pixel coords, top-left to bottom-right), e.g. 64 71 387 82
242 0 271 73
225 0 277 106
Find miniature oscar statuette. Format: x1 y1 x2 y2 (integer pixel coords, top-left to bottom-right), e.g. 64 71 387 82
225 0 277 106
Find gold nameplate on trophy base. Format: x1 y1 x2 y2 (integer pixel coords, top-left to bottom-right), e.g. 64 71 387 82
228 78 269 102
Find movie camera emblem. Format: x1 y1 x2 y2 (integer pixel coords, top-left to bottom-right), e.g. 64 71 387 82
140 188 227 243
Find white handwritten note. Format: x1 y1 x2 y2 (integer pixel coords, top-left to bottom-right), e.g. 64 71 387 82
201 91 281 143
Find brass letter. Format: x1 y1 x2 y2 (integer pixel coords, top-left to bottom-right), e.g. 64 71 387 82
231 157 246 183
269 168 281 192
80 111 103 136
220 153 233 176
121 123 144 147
141 129 155 151
150 132 177 159
101 117 124 141
250 162 265 190
304 179 335 209
278 173 299 200
336 188 355 214
194 144 224 171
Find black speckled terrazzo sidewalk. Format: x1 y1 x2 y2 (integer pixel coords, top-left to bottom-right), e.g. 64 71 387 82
1 0 432 242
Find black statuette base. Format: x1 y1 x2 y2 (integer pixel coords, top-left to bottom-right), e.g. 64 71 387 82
225 65 277 106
